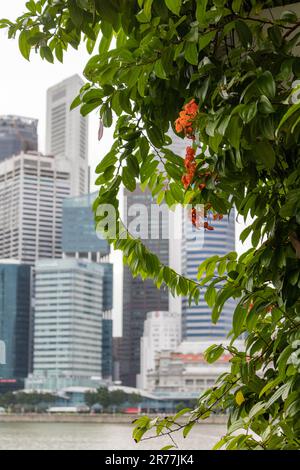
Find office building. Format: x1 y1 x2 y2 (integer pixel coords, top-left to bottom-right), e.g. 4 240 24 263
137 311 181 390
182 210 236 340
62 192 113 378
30 259 106 389
0 151 71 264
0 115 38 162
0 261 31 388
116 187 170 387
45 75 89 196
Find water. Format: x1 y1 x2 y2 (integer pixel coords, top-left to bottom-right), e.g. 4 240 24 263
0 422 226 450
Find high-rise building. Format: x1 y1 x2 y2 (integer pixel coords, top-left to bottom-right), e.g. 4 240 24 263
182 210 236 340
0 115 38 162
0 152 71 264
116 187 170 387
0 261 31 387
62 192 110 261
137 311 181 390
31 258 106 388
62 192 113 378
45 75 89 196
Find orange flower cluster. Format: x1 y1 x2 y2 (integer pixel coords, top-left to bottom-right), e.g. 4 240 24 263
204 221 214 231
190 208 199 228
182 146 197 189
213 213 223 221
175 99 199 137
189 208 215 230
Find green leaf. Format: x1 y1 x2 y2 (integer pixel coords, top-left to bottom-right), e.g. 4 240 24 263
147 126 163 148
173 407 191 421
266 383 290 409
69 1 83 27
55 43 63 63
96 151 117 174
226 115 243 149
198 30 216 51
276 102 300 135
204 344 224 363
18 31 31 61
143 0 154 21
196 0 208 26
257 71 276 99
70 95 82 110
204 285 217 307
183 421 195 438
122 166 136 191
41 46 54 63
232 0 242 13
280 10 298 23
235 20 252 48
184 42 198 66
154 59 167 79
255 141 275 169
164 0 181 16
258 95 274 114
232 304 245 337
268 25 282 49
239 102 257 124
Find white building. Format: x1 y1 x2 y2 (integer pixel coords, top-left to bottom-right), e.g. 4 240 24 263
0 151 70 264
137 311 181 390
46 75 89 196
31 258 105 389
146 340 244 395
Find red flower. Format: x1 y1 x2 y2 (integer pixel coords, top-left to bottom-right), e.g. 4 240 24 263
175 99 199 137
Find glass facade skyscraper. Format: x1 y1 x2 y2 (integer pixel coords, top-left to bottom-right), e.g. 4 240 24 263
0 115 38 162
0 261 31 380
62 192 113 380
32 259 105 387
116 187 170 387
182 210 236 340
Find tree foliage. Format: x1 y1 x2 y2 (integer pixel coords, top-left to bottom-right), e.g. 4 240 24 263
2 0 300 449
85 387 142 410
0 391 56 409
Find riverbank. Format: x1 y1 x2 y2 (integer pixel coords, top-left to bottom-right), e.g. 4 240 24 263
0 413 227 424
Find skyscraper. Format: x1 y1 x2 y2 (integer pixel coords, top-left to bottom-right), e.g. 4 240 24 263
31 258 105 388
0 115 38 162
0 261 31 385
0 151 71 264
62 192 113 379
182 210 236 340
117 187 170 387
45 75 89 196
